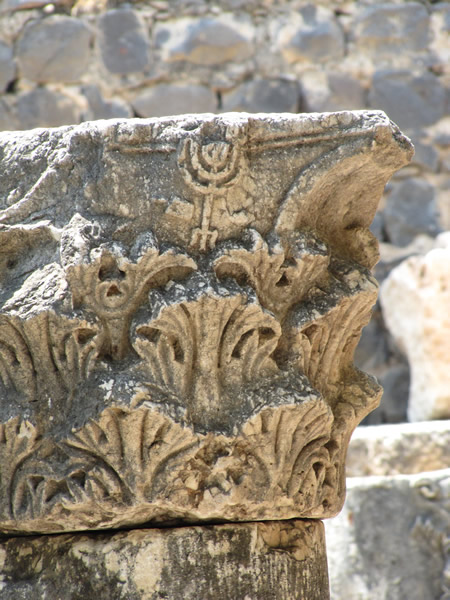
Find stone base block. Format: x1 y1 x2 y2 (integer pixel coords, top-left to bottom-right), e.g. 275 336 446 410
326 469 450 600
0 519 329 600
346 419 450 476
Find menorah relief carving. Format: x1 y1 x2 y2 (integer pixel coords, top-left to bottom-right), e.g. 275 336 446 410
0 111 412 534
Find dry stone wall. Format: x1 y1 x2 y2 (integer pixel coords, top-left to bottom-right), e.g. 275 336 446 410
0 0 449 424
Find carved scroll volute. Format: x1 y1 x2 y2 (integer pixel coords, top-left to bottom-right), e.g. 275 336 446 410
67 248 196 360
134 294 281 431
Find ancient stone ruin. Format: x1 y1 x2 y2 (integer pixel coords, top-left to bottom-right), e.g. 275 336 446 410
0 111 412 597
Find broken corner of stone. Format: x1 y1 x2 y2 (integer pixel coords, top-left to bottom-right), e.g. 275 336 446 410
0 111 412 599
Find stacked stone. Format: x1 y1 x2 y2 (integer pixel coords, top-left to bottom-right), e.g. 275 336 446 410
0 0 449 424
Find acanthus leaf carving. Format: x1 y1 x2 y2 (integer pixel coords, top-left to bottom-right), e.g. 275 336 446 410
66 247 197 360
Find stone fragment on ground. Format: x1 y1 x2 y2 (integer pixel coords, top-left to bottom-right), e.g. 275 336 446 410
326 469 450 600
380 232 450 421
347 420 450 477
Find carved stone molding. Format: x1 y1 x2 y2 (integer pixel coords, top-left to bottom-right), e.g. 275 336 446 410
0 111 413 534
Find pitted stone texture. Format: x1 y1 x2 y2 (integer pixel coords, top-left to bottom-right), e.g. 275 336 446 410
276 6 345 64
155 15 254 65
326 470 450 600
98 8 150 75
16 16 92 84
0 112 412 534
0 41 15 93
380 233 450 422
347 420 450 477
132 83 216 117
369 70 446 131
352 3 430 55
221 79 299 113
0 520 329 599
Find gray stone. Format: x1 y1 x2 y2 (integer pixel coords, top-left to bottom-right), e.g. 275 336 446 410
131 83 216 117
81 85 133 120
0 98 18 132
16 16 92 83
384 178 441 246
0 520 330 599
0 41 15 93
157 16 254 66
352 2 430 53
222 78 299 113
301 71 367 113
16 87 82 129
346 420 450 477
278 6 345 64
364 364 410 426
98 8 150 75
369 70 446 131
410 136 440 172
326 470 450 600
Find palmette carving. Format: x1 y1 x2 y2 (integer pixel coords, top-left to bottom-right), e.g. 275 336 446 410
0 112 413 533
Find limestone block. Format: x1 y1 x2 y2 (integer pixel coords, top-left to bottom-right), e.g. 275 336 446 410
369 70 446 131
16 87 85 130
347 420 450 477
0 41 15 93
326 469 450 600
16 16 92 83
132 84 216 117
0 519 329 599
380 233 450 421
276 7 345 64
221 79 299 113
384 178 441 247
98 9 150 75
0 111 412 534
300 71 367 113
154 15 254 66
352 3 430 54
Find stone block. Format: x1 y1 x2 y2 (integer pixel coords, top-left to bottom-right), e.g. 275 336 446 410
380 233 450 421
300 71 366 113
384 178 441 247
98 8 150 75
346 420 450 477
326 470 450 600
132 83 216 117
352 2 430 54
0 111 412 535
81 85 133 120
0 41 15 93
0 520 330 599
221 79 299 113
369 70 446 131
0 98 18 132
277 6 345 64
155 15 254 66
16 87 84 129
16 16 92 84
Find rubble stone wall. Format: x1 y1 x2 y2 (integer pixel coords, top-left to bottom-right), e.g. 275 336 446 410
0 0 450 424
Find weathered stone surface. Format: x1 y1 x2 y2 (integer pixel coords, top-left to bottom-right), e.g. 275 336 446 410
16 16 92 83
98 8 150 75
380 233 450 422
326 469 450 600
369 70 446 131
16 87 84 129
155 15 254 65
0 111 412 534
384 178 441 247
132 83 216 117
221 78 299 113
0 41 15 93
277 6 345 64
352 3 430 54
347 420 450 477
0 519 329 599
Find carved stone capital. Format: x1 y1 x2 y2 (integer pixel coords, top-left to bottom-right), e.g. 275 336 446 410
0 112 412 534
